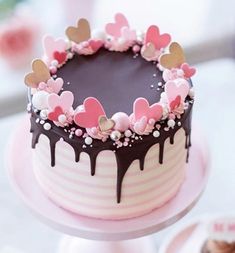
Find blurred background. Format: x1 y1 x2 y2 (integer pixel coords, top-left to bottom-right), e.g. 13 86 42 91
0 0 235 252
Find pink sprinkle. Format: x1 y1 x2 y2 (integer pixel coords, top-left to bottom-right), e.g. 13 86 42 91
169 113 176 120
75 129 83 137
132 45 141 53
49 66 57 74
123 142 128 146
125 137 130 142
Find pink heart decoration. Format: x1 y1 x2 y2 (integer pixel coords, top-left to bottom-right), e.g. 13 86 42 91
43 35 67 59
48 106 64 121
165 79 190 103
121 27 136 41
105 13 129 39
145 25 171 50
53 51 67 64
74 97 106 128
170 95 181 111
181 63 196 78
134 116 148 133
133 98 163 122
48 91 74 111
47 78 64 94
89 40 103 52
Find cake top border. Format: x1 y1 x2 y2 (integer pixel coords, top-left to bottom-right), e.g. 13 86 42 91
25 13 196 143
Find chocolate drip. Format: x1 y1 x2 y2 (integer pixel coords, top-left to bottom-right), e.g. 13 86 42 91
30 102 192 203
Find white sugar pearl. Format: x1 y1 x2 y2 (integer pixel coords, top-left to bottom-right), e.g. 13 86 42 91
189 88 195 99
58 114 66 124
32 91 49 110
124 130 132 138
153 130 160 138
43 123 51 130
167 119 176 128
85 137 93 145
110 130 122 141
40 109 48 120
91 29 106 40
51 60 59 67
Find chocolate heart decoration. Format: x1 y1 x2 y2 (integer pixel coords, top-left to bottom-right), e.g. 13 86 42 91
160 42 186 69
24 59 51 88
66 18 91 44
98 116 115 132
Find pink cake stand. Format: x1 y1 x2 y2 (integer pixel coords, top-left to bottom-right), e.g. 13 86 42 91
6 117 210 253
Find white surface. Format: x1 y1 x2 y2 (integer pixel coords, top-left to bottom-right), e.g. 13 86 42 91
58 236 156 253
0 59 235 250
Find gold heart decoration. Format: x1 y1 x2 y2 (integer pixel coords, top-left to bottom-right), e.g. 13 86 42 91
66 18 91 44
98 116 115 132
159 42 186 69
24 59 51 88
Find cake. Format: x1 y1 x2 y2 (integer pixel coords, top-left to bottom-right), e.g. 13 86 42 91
202 217 235 253
25 13 196 220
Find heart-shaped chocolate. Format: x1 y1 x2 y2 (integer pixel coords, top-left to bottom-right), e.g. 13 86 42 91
133 98 163 122
145 25 171 50
74 97 106 128
66 18 91 44
98 116 115 132
160 42 185 69
24 59 51 88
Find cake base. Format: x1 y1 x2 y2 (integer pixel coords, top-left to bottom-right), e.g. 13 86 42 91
6 116 209 242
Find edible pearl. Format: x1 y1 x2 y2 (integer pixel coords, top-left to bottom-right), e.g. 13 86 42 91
51 60 59 67
49 66 57 74
110 130 122 141
40 109 48 120
153 130 160 138
43 123 51 130
75 129 83 137
189 88 195 99
112 112 130 132
124 130 132 138
32 91 49 110
58 114 67 124
167 119 176 128
85 137 93 145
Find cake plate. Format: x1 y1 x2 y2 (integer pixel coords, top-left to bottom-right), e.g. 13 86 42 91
6 117 210 253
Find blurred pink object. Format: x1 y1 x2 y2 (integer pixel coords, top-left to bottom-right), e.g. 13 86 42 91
0 15 39 68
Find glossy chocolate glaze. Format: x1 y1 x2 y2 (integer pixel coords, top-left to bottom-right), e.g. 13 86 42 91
56 48 164 116
30 47 193 203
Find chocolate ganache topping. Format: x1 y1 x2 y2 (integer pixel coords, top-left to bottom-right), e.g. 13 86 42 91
29 47 193 203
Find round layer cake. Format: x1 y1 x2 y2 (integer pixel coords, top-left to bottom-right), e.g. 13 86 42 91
25 13 195 220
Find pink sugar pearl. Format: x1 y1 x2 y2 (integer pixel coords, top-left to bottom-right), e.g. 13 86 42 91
132 45 141 53
112 112 130 132
75 129 83 137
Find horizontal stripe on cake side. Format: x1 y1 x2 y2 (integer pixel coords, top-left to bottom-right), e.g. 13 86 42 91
35 129 185 177
33 152 186 198
34 171 185 219
33 147 186 191
33 159 185 207
33 137 186 183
